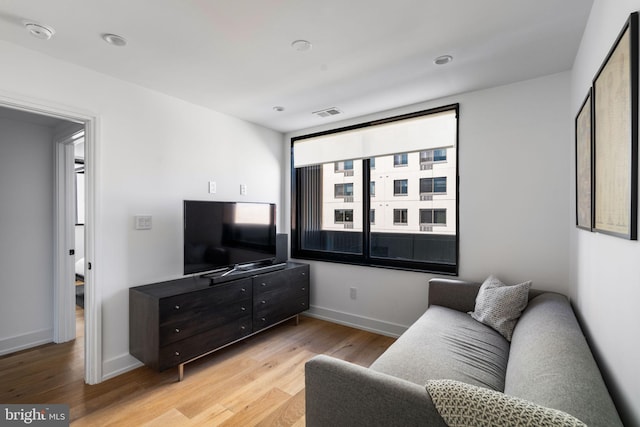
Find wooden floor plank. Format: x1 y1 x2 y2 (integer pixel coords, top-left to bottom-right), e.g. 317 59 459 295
1 311 396 426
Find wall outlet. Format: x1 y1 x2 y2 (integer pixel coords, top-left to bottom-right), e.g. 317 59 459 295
135 215 152 230
240 184 247 195
350 287 357 300
208 181 216 194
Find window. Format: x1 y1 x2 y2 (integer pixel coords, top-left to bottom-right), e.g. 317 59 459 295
335 160 353 172
393 209 408 225
335 183 354 198
420 177 447 194
291 104 458 274
334 209 353 223
420 209 446 225
394 179 408 196
393 153 408 167
420 148 447 163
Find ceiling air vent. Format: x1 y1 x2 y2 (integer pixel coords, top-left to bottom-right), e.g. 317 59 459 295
313 107 342 118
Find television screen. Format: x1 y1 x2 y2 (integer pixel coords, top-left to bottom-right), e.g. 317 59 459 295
184 200 277 275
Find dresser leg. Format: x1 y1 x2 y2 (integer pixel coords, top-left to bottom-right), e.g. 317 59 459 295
295 314 299 326
178 363 184 381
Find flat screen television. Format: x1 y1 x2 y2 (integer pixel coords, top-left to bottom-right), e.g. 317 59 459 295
184 200 277 275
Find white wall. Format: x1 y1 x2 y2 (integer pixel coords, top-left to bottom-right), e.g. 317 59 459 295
0 41 284 379
0 117 55 354
570 1 640 425
286 72 571 336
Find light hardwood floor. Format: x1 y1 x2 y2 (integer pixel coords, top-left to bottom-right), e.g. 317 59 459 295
0 308 395 426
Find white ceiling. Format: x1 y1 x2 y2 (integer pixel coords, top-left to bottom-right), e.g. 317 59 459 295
0 0 594 133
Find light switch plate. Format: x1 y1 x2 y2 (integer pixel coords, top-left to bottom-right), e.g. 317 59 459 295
135 215 152 230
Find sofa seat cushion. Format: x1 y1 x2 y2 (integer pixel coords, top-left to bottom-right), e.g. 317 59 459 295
505 293 623 427
370 305 510 391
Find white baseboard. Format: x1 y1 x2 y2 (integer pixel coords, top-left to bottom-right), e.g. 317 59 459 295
102 353 143 381
303 305 407 338
0 328 53 356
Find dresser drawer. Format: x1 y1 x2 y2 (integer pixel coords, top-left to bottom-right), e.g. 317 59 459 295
159 315 252 370
159 300 251 345
253 295 309 331
253 265 308 298
159 279 251 323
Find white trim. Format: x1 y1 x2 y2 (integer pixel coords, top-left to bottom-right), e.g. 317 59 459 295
303 305 407 338
102 354 143 381
0 328 53 356
0 93 102 384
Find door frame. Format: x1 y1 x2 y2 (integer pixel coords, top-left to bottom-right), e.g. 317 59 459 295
0 94 102 384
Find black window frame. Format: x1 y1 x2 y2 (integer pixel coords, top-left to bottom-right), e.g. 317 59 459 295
291 103 459 275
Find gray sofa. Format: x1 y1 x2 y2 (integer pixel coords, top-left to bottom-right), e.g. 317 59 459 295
305 278 622 426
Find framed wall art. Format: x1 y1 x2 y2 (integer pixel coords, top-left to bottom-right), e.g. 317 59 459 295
575 89 593 231
592 12 638 240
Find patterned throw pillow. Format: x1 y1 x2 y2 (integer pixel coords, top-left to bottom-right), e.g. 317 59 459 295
469 275 531 341
426 379 586 427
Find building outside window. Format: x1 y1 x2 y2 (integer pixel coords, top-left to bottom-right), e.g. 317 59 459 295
420 177 447 194
393 153 408 167
334 209 353 223
291 104 458 274
394 179 408 195
335 183 354 198
420 208 447 225
393 209 408 225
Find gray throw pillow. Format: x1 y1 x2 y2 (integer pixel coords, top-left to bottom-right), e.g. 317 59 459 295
426 379 586 427
469 275 531 341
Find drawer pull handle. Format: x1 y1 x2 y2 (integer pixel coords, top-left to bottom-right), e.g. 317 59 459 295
261 300 266 304
175 305 180 310
301 302 306 306
261 317 266 322
241 306 246 311
261 283 267 287
241 326 246 330
302 272 306 276
175 351 180 356
241 288 246 292
301 287 306 291
175 328 180 333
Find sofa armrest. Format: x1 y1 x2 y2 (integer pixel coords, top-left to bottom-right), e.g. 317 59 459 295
305 355 447 427
428 278 480 313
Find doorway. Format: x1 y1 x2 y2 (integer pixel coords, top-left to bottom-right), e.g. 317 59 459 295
0 99 100 384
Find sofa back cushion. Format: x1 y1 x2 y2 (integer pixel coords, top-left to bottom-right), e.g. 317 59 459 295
505 293 622 427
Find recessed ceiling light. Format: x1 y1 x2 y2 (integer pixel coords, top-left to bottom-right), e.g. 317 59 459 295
23 22 55 40
291 39 312 52
434 55 453 65
102 33 127 47
273 106 285 112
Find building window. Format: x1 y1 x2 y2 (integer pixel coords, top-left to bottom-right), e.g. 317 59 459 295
394 179 408 196
334 209 353 223
291 104 458 274
393 209 408 225
335 183 354 198
393 153 408 167
334 160 353 172
420 177 447 194
420 148 447 163
420 209 446 225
